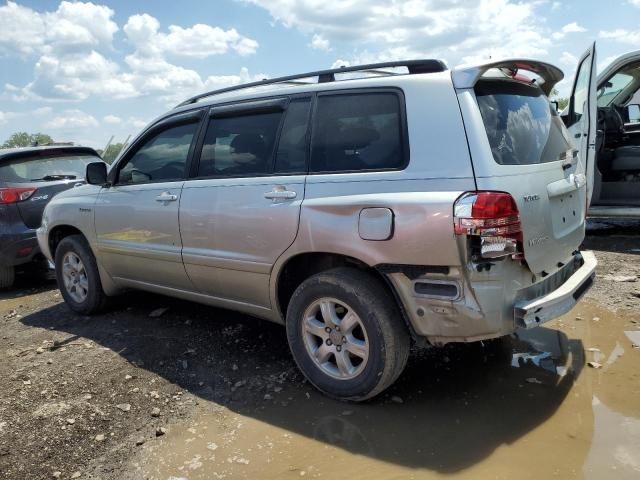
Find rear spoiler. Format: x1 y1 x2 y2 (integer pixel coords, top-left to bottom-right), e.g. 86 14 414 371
451 59 564 96
0 146 100 164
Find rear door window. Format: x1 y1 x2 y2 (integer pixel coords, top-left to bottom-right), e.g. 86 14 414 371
197 111 284 178
310 92 406 173
475 80 572 165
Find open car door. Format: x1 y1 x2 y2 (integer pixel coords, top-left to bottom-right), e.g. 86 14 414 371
565 42 597 207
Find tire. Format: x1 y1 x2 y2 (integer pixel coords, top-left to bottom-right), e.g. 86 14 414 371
0 266 15 290
286 267 410 402
54 235 108 314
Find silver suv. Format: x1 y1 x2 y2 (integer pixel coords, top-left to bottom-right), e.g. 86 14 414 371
38 58 597 401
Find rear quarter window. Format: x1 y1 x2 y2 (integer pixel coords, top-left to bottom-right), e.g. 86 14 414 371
310 92 406 173
475 80 572 165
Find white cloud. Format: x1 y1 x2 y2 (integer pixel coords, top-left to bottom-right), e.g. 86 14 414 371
45 109 99 129
21 51 137 101
552 21 587 40
4 4 259 103
122 45 265 105
34 107 53 117
562 22 587 34
46 1 118 51
0 107 55 126
556 51 579 93
0 1 118 56
103 115 122 125
124 14 258 58
163 25 258 57
598 54 623 73
127 117 150 131
114 13 261 103
0 2 46 56
559 51 578 68
246 0 552 67
203 67 267 89
124 53 202 95
0 111 18 125
600 28 640 45
310 34 331 51
628 0 640 7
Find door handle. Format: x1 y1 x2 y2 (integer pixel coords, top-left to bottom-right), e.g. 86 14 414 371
155 192 178 202
264 188 296 200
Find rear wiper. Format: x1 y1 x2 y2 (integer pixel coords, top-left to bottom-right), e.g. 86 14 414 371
30 174 78 181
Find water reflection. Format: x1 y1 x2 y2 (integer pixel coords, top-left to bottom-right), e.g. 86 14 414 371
584 397 640 479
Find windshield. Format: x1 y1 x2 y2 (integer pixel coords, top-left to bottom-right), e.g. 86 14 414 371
0 154 99 183
597 71 634 107
475 79 573 165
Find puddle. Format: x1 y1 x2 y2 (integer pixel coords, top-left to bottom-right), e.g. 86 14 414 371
136 300 640 480
584 397 640 480
625 331 640 349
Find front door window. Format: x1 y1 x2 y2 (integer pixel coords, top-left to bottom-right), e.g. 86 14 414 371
118 123 198 184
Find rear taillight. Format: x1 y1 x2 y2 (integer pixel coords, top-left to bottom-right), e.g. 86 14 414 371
0 187 36 205
454 191 523 260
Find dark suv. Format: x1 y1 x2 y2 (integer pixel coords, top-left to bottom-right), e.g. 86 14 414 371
0 146 104 289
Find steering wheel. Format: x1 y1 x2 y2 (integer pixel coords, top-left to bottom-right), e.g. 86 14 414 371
165 161 186 171
600 106 625 144
156 161 187 178
597 108 607 154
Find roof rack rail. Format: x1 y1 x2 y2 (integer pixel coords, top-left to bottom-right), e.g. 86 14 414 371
176 59 447 108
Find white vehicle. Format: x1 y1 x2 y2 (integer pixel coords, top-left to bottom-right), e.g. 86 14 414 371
564 44 640 218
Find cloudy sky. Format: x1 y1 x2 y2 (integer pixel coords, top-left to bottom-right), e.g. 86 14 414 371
0 0 638 148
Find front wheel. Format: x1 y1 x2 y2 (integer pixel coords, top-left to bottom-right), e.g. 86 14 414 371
54 235 108 314
286 268 409 401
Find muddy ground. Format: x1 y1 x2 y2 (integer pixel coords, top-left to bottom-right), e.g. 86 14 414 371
1 221 639 480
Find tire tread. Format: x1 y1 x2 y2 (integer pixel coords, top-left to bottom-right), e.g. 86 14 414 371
55 235 108 314
0 266 15 290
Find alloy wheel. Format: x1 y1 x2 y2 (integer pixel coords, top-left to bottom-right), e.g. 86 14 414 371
61 252 89 303
302 297 370 380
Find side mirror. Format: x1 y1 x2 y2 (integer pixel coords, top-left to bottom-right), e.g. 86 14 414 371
627 104 640 123
86 162 108 185
550 100 559 113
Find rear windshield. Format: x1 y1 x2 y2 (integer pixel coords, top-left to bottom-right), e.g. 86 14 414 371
0 154 99 183
475 80 572 165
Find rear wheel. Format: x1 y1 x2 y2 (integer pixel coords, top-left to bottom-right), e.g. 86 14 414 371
0 266 15 290
286 268 409 401
55 235 108 314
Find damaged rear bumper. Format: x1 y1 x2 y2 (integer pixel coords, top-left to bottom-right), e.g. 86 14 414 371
381 250 596 345
514 251 597 329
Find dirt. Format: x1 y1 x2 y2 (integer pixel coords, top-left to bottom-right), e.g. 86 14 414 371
1 220 639 480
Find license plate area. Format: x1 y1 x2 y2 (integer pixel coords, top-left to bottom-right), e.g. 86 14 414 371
549 192 582 236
